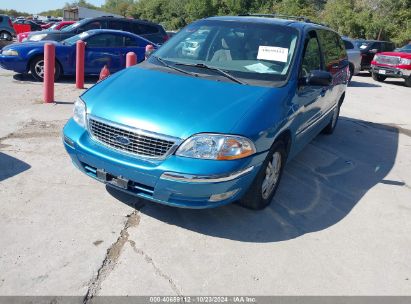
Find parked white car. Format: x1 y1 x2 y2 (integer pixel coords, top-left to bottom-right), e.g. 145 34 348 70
342 37 361 80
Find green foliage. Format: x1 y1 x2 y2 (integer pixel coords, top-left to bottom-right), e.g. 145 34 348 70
2 0 409 45
0 9 30 17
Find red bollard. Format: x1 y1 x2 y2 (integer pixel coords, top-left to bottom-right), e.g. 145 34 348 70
145 44 154 60
43 43 55 103
126 52 137 67
76 40 85 89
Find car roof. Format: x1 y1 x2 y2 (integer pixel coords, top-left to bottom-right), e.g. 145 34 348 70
205 15 332 31
83 16 161 27
355 39 392 43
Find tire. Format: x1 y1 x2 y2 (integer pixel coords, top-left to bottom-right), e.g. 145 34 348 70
0 31 12 41
323 104 340 135
237 141 287 210
405 77 411 87
29 55 62 81
372 72 386 82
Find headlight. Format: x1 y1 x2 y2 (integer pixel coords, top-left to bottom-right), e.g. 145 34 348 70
176 134 256 160
373 54 379 61
400 58 411 65
73 97 86 127
2 49 18 56
29 34 47 41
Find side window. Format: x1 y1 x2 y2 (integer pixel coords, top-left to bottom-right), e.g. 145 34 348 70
301 33 322 78
317 30 341 72
108 20 124 31
86 34 124 47
81 21 102 31
372 42 382 51
124 36 139 47
0 17 3 23
134 23 159 34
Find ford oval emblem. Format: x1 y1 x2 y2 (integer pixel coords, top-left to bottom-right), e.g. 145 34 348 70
114 135 131 146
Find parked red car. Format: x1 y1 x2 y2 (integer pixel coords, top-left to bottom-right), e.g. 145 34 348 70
371 49 411 87
17 21 75 42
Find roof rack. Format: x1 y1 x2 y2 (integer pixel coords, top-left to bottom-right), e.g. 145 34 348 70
238 13 328 27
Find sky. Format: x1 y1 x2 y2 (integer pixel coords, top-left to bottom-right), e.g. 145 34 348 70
1 0 106 14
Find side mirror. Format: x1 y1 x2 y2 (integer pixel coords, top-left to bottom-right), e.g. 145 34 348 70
369 48 378 54
303 70 332 86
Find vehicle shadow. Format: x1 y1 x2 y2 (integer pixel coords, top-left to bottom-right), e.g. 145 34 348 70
348 80 381 88
0 152 31 182
383 80 407 87
12 73 99 85
107 117 399 243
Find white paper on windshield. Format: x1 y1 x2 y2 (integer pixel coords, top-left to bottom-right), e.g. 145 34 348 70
245 63 273 73
257 46 288 62
79 32 89 39
360 45 367 49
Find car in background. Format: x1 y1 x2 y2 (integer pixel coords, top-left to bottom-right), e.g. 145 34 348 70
371 50 411 87
62 16 348 210
0 15 16 41
342 37 361 80
13 19 42 32
17 21 76 42
394 44 411 54
0 29 156 81
25 17 168 44
355 39 395 71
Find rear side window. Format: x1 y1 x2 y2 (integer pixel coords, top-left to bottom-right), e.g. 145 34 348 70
383 42 395 52
343 40 354 50
0 17 3 23
86 34 124 47
317 30 346 71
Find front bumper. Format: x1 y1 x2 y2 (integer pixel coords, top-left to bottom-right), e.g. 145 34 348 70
0 54 27 73
371 65 411 78
63 119 266 209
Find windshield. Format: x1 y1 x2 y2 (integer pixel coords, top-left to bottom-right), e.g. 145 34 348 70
61 31 89 46
61 19 87 32
152 20 299 85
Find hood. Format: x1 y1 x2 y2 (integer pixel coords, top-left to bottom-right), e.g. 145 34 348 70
82 66 279 139
28 30 64 41
2 40 60 51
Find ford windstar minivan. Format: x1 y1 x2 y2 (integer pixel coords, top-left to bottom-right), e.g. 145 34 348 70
63 15 349 210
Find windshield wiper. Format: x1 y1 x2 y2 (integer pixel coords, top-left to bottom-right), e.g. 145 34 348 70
174 62 246 85
152 56 197 77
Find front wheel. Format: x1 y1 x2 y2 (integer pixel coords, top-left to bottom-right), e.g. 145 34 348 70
323 104 340 135
0 31 12 41
237 141 287 210
372 72 386 82
29 56 62 81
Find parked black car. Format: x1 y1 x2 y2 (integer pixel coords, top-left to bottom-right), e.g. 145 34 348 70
26 17 168 44
355 39 395 71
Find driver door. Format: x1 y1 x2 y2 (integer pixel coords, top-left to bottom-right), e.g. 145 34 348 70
293 31 328 146
84 33 124 75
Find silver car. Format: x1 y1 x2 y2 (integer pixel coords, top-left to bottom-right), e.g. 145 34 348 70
342 37 361 80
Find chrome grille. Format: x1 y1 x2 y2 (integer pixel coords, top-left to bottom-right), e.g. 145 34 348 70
376 55 400 66
88 117 176 158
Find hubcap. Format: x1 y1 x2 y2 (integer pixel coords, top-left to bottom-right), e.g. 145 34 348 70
262 151 282 200
1 32 11 40
35 60 45 78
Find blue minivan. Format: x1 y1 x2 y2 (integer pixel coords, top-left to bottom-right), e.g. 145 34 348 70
63 15 349 210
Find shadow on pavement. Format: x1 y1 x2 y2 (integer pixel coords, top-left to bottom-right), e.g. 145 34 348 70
12 73 99 85
107 117 399 243
0 152 31 182
348 80 381 88
384 80 407 87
